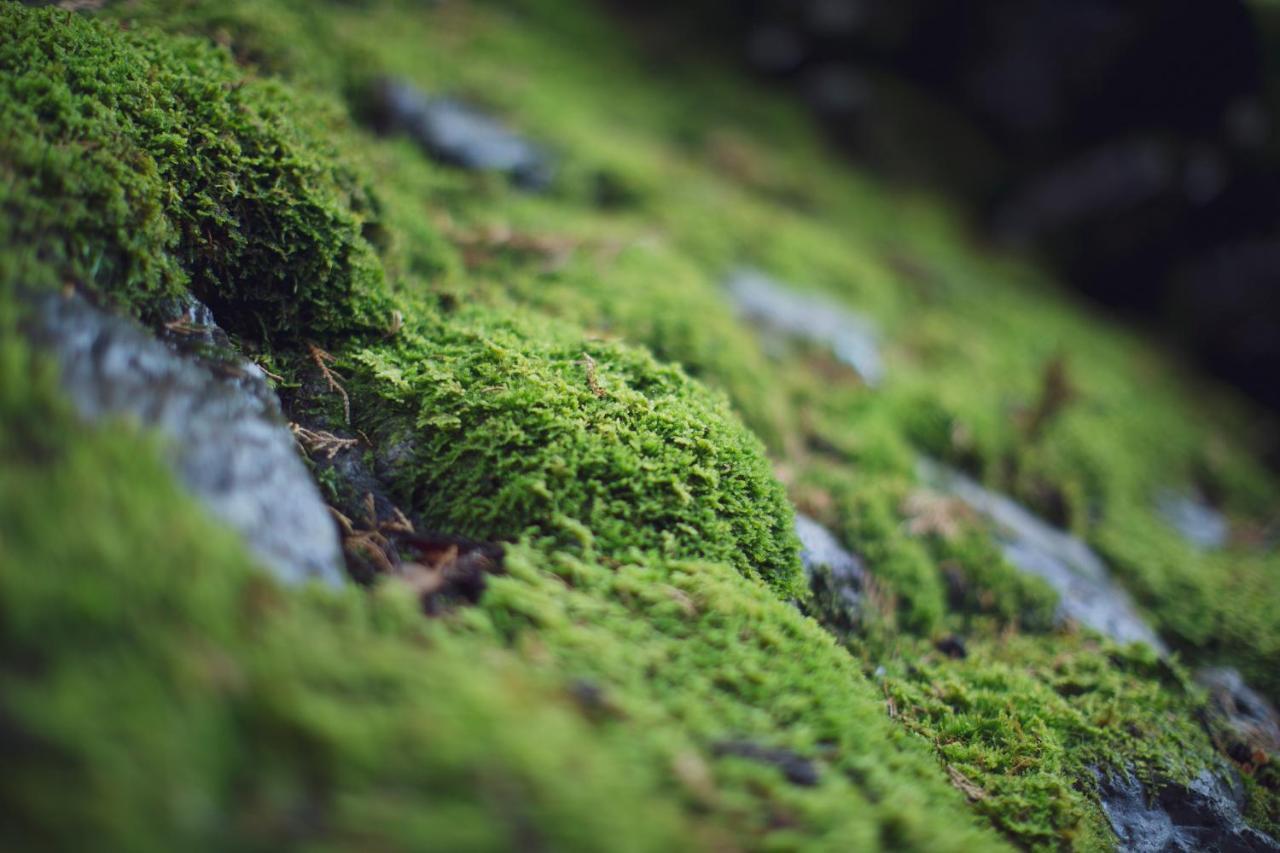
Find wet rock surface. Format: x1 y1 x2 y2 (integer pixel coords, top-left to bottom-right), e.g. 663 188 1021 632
1095 766 1279 852
1198 667 1280 765
368 77 553 189
795 512 869 635
1158 491 1230 550
919 459 1164 651
21 290 345 586
725 268 883 386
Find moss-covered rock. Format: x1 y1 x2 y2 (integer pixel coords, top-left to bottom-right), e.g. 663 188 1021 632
4 0 1280 849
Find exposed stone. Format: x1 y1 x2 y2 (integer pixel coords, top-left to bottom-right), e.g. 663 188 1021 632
712 740 820 787
1198 667 1280 764
795 512 869 635
919 459 1164 651
22 290 345 586
726 268 884 385
1094 766 1279 852
1157 491 1230 550
368 77 553 189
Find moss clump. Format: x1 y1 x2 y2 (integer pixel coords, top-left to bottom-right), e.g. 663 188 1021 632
882 635 1219 852
0 5 389 339
322 303 803 596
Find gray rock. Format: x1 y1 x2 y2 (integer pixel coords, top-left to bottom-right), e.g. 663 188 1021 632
919 458 1164 651
1157 491 1229 549
1197 667 1280 760
725 268 884 386
22 291 345 586
795 512 868 634
1094 766 1279 852
369 77 553 190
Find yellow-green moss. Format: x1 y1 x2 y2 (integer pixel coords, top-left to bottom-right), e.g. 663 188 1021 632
5 0 1280 849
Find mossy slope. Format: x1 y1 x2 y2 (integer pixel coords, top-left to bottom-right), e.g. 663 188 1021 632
3 0 1279 850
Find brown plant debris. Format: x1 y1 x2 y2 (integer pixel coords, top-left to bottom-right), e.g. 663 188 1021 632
308 341 351 424
291 423 360 460
947 765 987 801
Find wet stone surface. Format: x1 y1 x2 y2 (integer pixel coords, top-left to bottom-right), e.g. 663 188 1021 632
368 77 554 190
22 290 345 586
1198 667 1280 764
795 512 869 635
1157 490 1230 550
919 459 1165 652
725 268 884 386
1094 766 1280 853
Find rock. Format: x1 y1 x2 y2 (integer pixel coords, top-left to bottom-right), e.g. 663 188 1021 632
795 512 869 635
919 459 1164 651
1094 766 1279 852
1198 667 1280 763
1157 491 1230 550
712 740 820 787
22 290 345 586
368 77 553 190
726 268 884 385
934 634 967 659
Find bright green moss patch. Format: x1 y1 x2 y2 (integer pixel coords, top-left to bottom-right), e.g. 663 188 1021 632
882 635 1219 852
326 303 804 596
0 5 390 339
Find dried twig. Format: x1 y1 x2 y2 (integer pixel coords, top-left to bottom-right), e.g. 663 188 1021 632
307 341 351 424
290 423 359 460
946 765 987 801
579 353 605 398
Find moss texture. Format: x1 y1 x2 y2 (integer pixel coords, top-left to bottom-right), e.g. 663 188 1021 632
3 0 1280 849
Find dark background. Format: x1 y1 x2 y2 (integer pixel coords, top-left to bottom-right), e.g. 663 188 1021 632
620 0 1280 412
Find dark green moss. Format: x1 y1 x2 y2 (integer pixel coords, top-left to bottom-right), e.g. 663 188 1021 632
0 4 390 340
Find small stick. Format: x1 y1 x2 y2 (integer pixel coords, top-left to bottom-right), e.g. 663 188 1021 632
579 353 605 398
307 342 351 425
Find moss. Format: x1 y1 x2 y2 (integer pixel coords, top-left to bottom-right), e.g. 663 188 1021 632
5 0 1280 849
0 322 691 852
882 635 1220 851
0 5 391 340
0 305 1009 850
323 303 804 596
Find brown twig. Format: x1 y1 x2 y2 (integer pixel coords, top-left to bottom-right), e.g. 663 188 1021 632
290 423 360 460
579 353 605 398
308 341 351 424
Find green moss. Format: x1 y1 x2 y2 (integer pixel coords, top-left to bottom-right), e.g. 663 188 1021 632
5 0 1280 849
325 303 803 596
883 635 1219 851
0 5 390 339
0 309 1008 850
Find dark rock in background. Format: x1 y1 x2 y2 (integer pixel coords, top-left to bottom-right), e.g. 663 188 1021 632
367 77 554 190
1094 766 1280 852
1198 667 1280 765
794 511 870 635
711 739 820 786
21 290 345 586
1157 491 1230 550
620 0 1280 415
919 458 1165 651
726 268 883 386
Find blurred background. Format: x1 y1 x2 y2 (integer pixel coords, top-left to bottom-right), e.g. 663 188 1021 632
617 0 1280 412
